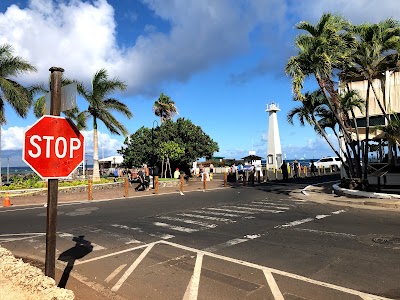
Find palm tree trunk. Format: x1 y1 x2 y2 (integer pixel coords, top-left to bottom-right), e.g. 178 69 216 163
363 82 371 180
92 125 101 182
370 79 389 121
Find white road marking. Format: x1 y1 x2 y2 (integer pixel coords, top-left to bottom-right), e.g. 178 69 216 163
226 206 285 214
203 238 249 252
275 218 314 229
206 207 256 214
125 239 142 245
105 264 127 283
183 253 204 300
157 216 217 228
111 243 155 292
57 232 106 251
153 222 199 233
315 215 330 219
249 203 291 210
252 201 293 207
0 233 46 242
160 240 389 300
75 243 150 265
263 270 284 300
177 213 235 223
244 234 261 239
191 210 241 217
111 223 174 240
332 210 346 214
293 228 356 238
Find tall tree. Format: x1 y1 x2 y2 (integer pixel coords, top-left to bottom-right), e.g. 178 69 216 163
77 68 132 181
152 93 178 123
0 43 36 184
285 13 361 178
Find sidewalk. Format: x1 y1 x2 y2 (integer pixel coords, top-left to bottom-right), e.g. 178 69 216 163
291 182 400 210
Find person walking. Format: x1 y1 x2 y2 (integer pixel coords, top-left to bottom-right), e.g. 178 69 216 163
310 160 317 176
293 160 299 178
281 161 289 181
143 164 150 191
135 168 146 191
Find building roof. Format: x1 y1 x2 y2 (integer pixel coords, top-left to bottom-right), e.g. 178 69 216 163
98 155 123 164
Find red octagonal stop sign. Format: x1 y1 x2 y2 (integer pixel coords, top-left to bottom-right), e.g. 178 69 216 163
23 115 85 179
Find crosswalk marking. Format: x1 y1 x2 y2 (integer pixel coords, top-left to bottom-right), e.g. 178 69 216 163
191 210 241 217
224 206 285 213
157 216 217 229
243 203 291 210
206 207 256 214
177 213 235 223
111 224 175 240
153 222 199 233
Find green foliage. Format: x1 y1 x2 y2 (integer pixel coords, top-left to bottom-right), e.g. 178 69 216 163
159 141 184 161
119 117 219 170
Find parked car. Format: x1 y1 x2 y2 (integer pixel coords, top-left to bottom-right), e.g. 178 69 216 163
311 156 342 171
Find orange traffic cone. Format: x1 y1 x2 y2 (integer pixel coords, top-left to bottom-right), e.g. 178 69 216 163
3 192 11 207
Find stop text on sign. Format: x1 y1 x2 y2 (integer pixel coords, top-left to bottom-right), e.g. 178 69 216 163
28 135 82 159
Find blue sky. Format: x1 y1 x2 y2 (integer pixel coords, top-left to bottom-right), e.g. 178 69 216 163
1 0 399 166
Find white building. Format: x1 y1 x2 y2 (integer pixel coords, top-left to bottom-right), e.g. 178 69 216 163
266 102 282 170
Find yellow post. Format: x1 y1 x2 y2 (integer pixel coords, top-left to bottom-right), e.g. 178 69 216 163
124 177 129 197
88 179 93 201
180 174 184 193
155 176 159 194
203 173 207 190
304 166 307 177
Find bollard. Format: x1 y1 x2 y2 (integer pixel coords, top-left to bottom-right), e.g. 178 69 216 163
203 173 207 191
257 170 261 183
124 177 129 197
243 172 247 186
274 167 277 180
88 179 93 201
180 174 184 193
155 176 159 194
224 173 227 187
304 166 307 177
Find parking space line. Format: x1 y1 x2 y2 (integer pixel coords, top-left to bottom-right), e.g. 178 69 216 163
263 269 284 300
111 242 155 292
183 253 204 300
105 264 127 283
159 240 389 300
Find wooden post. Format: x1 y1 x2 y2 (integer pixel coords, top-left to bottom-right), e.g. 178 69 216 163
88 179 93 200
155 176 159 194
180 174 184 193
124 177 129 197
45 66 63 279
203 173 207 190
224 173 227 187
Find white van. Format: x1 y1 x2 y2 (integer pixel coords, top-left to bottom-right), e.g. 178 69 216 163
311 157 341 171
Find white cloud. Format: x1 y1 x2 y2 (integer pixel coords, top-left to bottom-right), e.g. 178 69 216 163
0 0 288 97
1 126 28 150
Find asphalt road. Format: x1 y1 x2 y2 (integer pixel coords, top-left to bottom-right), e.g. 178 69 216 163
1 182 399 300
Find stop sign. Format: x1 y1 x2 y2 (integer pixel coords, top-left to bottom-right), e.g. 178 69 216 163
23 115 85 179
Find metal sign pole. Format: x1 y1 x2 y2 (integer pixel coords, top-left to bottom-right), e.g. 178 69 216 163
45 67 64 279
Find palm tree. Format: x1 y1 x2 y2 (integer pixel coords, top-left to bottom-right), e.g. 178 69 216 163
285 13 361 178
77 68 132 181
287 90 348 173
0 43 36 184
342 20 400 178
152 93 178 123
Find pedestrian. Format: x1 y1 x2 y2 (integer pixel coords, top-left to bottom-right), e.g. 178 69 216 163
135 168 146 191
174 168 180 179
209 163 214 174
143 164 150 191
113 168 119 182
281 160 288 181
293 160 299 178
310 160 317 176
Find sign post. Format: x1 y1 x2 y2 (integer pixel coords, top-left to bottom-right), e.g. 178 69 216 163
22 67 84 279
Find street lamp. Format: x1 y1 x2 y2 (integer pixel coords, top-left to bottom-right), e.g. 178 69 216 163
152 120 159 189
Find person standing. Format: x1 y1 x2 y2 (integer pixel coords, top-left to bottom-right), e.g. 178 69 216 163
135 168 146 191
281 161 289 181
174 168 180 179
293 160 299 178
143 164 150 191
310 160 317 176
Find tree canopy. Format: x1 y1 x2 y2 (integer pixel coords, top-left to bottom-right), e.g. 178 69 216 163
118 118 219 172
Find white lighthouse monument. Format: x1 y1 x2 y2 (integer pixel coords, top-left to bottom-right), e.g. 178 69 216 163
266 102 282 170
